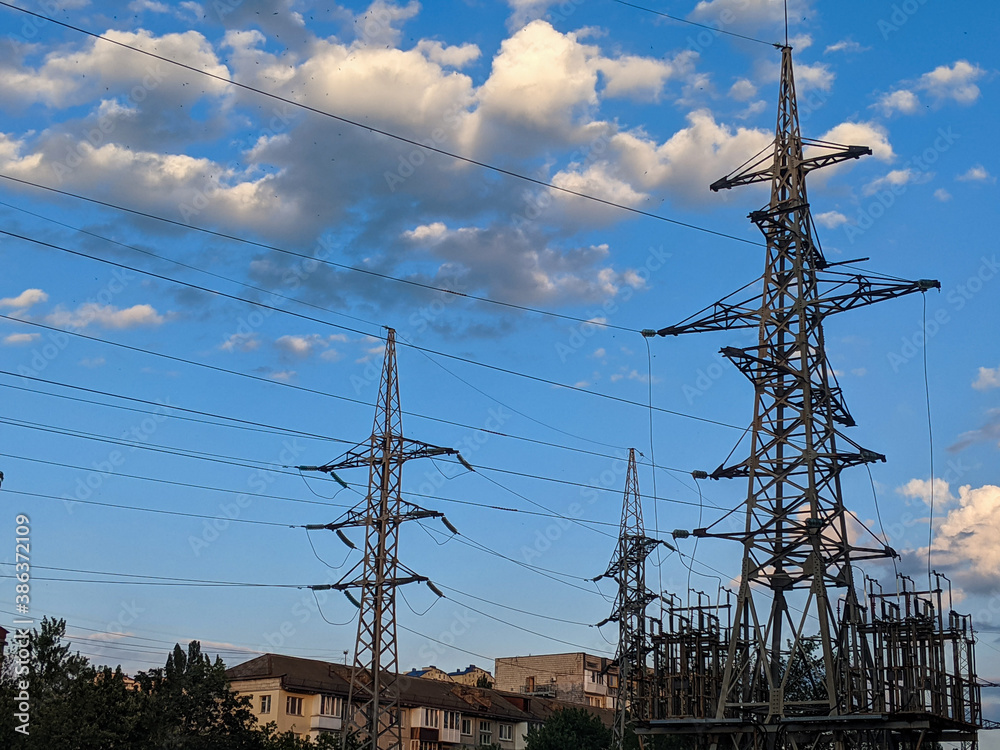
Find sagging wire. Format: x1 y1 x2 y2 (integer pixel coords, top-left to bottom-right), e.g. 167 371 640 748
866 464 900 581
304 528 354 570
400 584 444 618
310 588 356 627
644 334 665 616
922 293 936 587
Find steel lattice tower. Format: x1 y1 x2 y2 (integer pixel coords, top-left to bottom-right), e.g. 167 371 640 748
597 448 662 750
639 46 981 749
301 328 455 750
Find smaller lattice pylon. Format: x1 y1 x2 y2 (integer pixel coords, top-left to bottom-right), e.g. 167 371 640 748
595 448 667 750
300 328 458 750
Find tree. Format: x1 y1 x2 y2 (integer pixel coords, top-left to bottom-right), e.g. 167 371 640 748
476 673 493 689
525 707 612 750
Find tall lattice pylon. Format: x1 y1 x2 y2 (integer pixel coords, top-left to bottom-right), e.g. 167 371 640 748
596 449 662 750
641 46 980 749
300 328 455 750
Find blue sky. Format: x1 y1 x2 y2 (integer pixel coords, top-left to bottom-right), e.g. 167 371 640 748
1 0 999 729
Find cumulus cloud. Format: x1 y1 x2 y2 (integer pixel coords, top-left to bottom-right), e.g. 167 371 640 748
934 188 952 202
728 78 757 102
921 484 1000 591
815 211 848 229
918 60 984 105
817 121 894 162
505 0 560 28
875 60 985 117
974 366 1000 391
863 168 929 196
45 303 165 330
275 333 346 359
877 89 920 116
957 164 995 183
219 333 260 353
897 477 956 507
0 288 48 309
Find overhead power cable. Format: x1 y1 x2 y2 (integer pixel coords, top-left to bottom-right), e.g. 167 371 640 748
608 0 782 47
0 186 636 333
0 229 742 431
0 4 764 248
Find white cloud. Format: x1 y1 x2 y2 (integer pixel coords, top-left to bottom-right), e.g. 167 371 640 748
795 62 834 92
127 0 170 12
918 60 984 105
596 53 680 101
924 484 1000 591
352 0 420 46
957 164 995 183
934 188 952 202
275 334 345 358
79 357 106 368
45 303 165 330
877 89 920 116
219 333 260 353
818 121 894 162
402 222 450 243
897 477 956 507
0 288 48 309
2 333 40 345
974 366 1000 391
275 334 327 357
728 78 757 102
815 211 848 229
825 39 867 54
415 40 481 68
270 370 297 382
863 168 926 196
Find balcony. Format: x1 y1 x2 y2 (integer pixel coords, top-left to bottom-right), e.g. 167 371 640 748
309 714 342 732
519 685 556 697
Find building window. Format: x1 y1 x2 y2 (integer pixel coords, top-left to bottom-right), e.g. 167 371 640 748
320 695 341 717
587 696 603 708
479 720 492 745
286 696 304 716
596 672 604 685
443 711 460 730
424 708 439 727
259 695 272 714
589 671 595 683
461 718 472 736
419 743 439 750
499 724 513 742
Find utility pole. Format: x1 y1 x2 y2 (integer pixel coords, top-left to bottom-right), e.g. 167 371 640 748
640 46 981 749
597 449 663 750
301 328 456 750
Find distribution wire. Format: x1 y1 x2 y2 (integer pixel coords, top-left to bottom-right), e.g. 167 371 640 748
923 293 936 586
0 5 765 249
0 228 744 432
1 367 716 478
0 381 729 516
0 183 633 335
608 0 782 47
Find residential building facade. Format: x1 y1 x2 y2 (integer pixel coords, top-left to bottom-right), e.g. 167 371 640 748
227 653 535 748
493 652 618 710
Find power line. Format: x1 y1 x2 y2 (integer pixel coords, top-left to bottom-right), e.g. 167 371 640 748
0 6 764 248
0 229 742 431
608 0 781 47
1 368 711 477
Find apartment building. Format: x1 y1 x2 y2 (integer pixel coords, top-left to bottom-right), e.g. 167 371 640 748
493 653 618 710
227 653 535 748
448 665 493 688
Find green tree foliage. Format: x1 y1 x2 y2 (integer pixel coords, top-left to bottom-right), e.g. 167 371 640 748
525 707 612 750
0 617 349 750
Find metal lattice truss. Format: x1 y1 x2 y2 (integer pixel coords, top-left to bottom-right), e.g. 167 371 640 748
596 449 664 750
302 329 455 750
640 47 980 750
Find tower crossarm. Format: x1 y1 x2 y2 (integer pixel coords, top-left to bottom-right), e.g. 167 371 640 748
656 273 938 337
711 142 871 192
299 439 456 473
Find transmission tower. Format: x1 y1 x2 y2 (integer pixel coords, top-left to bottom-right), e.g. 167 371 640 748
596 448 663 750
301 328 456 750
640 46 981 749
